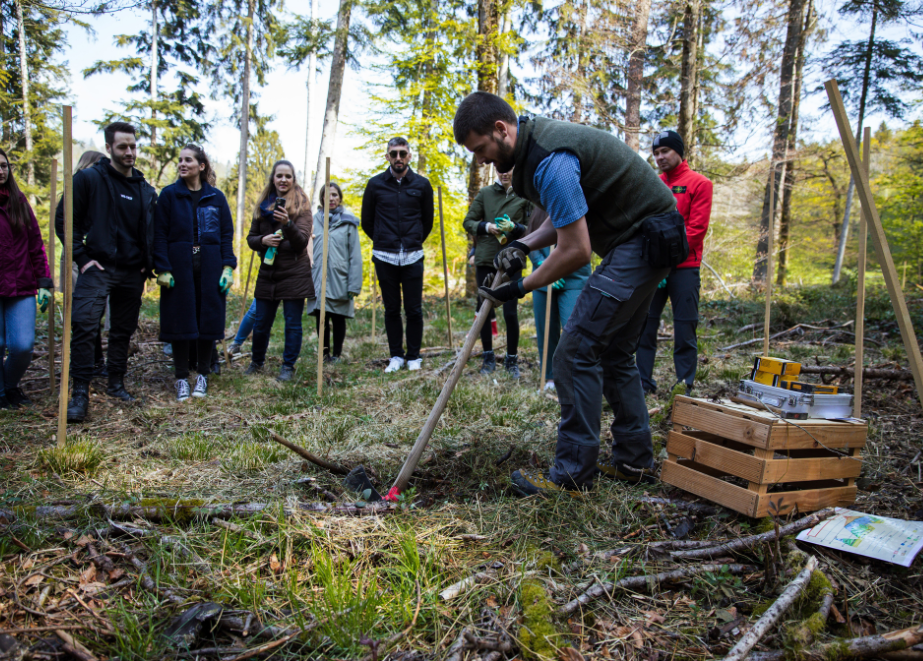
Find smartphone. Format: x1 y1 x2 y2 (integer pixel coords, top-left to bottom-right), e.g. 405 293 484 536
274 197 286 209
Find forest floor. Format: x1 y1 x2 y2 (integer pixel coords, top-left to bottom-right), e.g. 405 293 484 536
1 284 922 661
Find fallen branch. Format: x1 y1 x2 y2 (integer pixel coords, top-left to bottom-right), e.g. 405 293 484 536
720 323 854 351
722 556 817 661
746 626 923 661
108 521 211 574
638 497 717 515
439 570 497 601
560 563 756 615
799 365 915 381
210 518 266 543
445 627 473 661
268 431 349 475
56 629 99 661
670 509 834 560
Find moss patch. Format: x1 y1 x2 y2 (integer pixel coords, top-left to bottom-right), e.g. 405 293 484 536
518 578 558 660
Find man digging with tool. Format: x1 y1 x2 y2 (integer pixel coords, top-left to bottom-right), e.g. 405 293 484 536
453 92 687 495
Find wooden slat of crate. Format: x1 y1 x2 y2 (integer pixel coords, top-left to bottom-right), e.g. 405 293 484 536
672 396 867 450
667 430 863 484
661 458 858 517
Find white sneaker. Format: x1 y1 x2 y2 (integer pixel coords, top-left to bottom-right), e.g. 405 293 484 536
175 379 190 402
407 358 422 371
192 374 208 398
543 380 556 392
384 356 405 373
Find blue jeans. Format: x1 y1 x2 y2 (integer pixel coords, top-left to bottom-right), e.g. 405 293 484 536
233 300 259 345
0 296 37 392
532 286 581 382
251 298 305 368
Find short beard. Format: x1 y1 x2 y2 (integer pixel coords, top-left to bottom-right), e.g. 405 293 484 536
391 161 406 173
492 136 516 173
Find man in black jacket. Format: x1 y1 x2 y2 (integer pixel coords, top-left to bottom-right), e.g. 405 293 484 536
361 137 434 373
55 121 158 423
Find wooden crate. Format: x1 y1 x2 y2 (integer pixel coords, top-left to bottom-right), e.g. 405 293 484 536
661 397 867 518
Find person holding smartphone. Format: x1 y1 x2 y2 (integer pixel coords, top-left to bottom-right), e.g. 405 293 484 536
245 160 314 382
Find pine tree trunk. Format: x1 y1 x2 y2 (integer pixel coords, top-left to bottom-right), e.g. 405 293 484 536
312 0 352 208
624 0 652 152
498 9 510 98
776 0 813 288
752 0 807 284
572 0 588 124
150 0 158 149
303 0 318 196
677 0 700 169
235 0 255 249
831 0 877 284
16 0 35 203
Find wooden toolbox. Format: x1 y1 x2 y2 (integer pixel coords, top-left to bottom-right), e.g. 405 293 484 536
661 396 867 518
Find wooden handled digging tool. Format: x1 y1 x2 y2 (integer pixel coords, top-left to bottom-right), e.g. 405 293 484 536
344 271 508 502
56 107 74 448
48 158 58 394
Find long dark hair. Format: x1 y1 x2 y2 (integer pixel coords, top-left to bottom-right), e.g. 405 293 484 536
0 148 30 233
182 144 217 186
253 160 309 221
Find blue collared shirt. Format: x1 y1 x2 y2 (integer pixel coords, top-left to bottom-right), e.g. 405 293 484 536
533 150 589 229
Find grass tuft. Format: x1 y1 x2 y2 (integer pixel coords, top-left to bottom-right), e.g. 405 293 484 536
37 436 105 476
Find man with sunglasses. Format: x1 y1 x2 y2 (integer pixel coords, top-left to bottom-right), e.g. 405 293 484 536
361 137 435 373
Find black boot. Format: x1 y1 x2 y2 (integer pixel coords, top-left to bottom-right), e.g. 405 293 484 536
549 440 600 490
504 354 520 380
479 350 496 375
106 376 136 402
66 381 90 423
5 387 32 408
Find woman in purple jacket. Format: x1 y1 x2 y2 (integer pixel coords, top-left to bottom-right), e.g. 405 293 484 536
0 148 53 409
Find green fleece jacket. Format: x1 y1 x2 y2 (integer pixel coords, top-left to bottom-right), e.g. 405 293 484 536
462 182 531 267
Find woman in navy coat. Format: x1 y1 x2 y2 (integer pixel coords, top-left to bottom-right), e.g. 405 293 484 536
153 145 236 401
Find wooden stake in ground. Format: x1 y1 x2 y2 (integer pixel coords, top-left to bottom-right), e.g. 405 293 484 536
763 167 775 358
47 158 58 394
238 250 255 334
56 107 74 448
722 556 818 661
539 246 554 392
386 271 506 500
826 79 923 408
854 126 870 418
316 158 331 396
437 187 454 348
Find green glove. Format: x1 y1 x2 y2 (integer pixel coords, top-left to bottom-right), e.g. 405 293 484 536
494 214 515 233
552 278 566 291
348 291 358 299
157 272 175 289
657 278 668 289
219 266 234 294
37 288 51 313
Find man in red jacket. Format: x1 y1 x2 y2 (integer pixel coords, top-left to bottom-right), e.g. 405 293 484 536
637 130 713 395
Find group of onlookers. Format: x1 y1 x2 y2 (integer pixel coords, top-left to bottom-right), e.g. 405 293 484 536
1 116 710 449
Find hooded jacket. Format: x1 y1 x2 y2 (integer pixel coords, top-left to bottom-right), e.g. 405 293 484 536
312 205 363 318
153 179 237 341
462 181 531 267
659 160 713 269
247 195 314 301
54 157 158 271
0 192 53 297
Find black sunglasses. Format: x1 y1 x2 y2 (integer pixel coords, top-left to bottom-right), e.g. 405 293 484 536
389 150 409 159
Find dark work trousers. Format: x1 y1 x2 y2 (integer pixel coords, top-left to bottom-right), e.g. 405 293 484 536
314 311 347 357
172 257 214 379
550 234 670 489
636 267 700 393
70 264 145 384
476 265 519 355
374 257 424 361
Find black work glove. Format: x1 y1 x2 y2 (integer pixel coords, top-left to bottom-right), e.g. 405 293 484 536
479 277 527 305
492 239 529 276
507 223 526 242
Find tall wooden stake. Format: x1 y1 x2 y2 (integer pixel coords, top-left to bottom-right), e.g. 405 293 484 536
826 79 923 409
854 127 871 418
57 108 74 448
47 158 58 394
316 158 331 397
539 247 554 391
437 187 454 348
238 251 255 328
762 167 775 358
370 258 377 344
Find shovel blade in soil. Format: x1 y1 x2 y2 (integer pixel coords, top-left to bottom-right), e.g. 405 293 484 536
344 465 383 502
